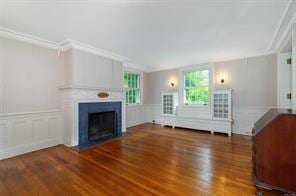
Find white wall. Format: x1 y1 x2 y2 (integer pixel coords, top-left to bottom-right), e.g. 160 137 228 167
1 37 61 113
0 37 63 159
61 49 123 90
292 23 296 110
214 54 277 107
277 52 292 109
144 69 179 104
141 54 277 135
0 37 3 113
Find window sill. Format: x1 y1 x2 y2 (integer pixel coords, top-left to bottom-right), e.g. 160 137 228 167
126 103 143 107
182 104 210 108
161 114 176 117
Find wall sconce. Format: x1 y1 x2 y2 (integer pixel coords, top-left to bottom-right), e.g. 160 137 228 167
170 82 175 87
218 71 228 85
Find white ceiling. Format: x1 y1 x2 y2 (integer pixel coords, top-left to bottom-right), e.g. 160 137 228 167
0 0 290 71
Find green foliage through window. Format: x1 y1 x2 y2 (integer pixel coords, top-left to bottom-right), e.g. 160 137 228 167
124 72 140 104
183 70 209 105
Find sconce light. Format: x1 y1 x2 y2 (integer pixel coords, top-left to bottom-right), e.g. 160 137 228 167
170 82 175 87
218 71 228 84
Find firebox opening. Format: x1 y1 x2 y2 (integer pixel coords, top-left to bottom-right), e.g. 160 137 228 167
88 111 116 141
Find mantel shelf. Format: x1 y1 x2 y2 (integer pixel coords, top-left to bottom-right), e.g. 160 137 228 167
58 85 124 92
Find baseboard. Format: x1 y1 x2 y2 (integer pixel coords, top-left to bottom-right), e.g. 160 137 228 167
135 120 253 137
127 120 148 128
232 130 253 136
0 137 63 160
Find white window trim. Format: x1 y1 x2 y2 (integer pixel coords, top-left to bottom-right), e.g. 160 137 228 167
178 63 214 107
123 67 143 106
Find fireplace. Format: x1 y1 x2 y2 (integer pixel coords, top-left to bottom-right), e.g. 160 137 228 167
88 111 116 140
78 102 122 148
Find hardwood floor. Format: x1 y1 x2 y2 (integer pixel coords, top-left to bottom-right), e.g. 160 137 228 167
0 123 270 195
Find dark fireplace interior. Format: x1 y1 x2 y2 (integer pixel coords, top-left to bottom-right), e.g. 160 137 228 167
79 102 122 148
88 111 116 141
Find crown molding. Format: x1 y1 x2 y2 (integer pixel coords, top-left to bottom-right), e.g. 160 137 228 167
268 0 292 50
212 50 277 64
146 50 277 72
269 0 296 51
0 26 131 63
60 39 130 62
0 26 282 73
123 61 150 72
58 85 123 92
0 27 60 50
277 27 292 53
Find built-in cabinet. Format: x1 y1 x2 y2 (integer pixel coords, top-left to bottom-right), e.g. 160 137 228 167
161 93 178 115
213 90 232 120
160 90 233 136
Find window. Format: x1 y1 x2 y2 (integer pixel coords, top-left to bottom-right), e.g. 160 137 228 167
183 69 209 105
124 72 140 105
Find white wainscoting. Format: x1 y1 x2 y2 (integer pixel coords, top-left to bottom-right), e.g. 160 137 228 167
0 105 271 159
0 110 63 160
232 107 271 135
127 104 271 136
126 105 151 128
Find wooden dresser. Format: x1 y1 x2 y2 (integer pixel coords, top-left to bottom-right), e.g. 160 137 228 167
252 109 296 194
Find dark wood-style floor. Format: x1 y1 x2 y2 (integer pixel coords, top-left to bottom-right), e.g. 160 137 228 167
0 123 272 195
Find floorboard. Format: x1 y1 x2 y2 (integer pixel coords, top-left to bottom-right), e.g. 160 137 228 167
0 123 276 195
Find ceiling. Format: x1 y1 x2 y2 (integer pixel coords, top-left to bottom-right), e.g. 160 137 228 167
0 0 290 71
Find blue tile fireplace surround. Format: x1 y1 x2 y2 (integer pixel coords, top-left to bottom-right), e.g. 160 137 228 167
78 102 122 148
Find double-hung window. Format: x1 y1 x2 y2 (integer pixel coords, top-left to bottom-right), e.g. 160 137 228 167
124 72 140 105
183 69 210 105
